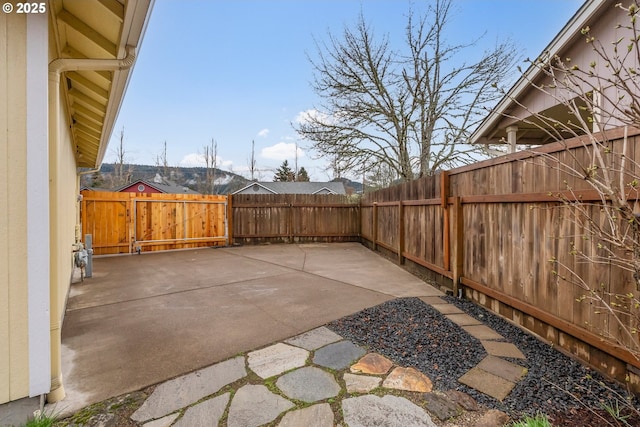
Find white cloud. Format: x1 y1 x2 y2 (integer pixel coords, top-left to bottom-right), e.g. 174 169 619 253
257 128 270 137
179 153 233 169
261 142 305 161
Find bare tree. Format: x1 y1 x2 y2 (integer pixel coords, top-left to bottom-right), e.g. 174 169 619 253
295 0 517 182
203 138 218 194
111 127 133 187
155 140 170 178
509 2 640 362
248 140 257 181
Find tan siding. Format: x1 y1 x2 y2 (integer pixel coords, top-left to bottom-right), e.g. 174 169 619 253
0 10 10 405
0 12 30 403
57 96 78 316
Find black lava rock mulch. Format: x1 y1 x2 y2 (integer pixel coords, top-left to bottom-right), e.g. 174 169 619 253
326 296 640 426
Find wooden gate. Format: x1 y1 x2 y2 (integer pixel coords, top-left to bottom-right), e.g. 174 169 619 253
81 191 230 255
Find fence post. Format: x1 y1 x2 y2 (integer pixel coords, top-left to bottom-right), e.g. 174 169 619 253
128 194 135 254
441 171 450 272
398 200 404 264
288 202 294 243
227 194 233 246
452 196 464 296
372 202 378 251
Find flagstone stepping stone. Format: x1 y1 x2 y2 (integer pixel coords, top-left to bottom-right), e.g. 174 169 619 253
248 343 309 379
278 403 334 427
276 367 340 402
142 413 180 427
476 355 527 382
131 356 245 422
344 373 382 393
284 327 342 350
173 393 229 427
313 340 366 370
383 367 433 392
422 393 461 421
342 394 437 427
227 385 294 427
458 368 516 401
350 353 393 375
481 341 525 359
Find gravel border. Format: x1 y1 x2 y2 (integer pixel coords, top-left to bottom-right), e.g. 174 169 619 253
326 296 639 419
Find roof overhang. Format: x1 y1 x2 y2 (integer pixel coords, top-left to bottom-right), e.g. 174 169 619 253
49 0 154 168
469 0 605 146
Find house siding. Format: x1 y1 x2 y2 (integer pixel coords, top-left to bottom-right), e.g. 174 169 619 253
495 3 628 131
0 12 30 403
0 10 78 405
119 183 162 194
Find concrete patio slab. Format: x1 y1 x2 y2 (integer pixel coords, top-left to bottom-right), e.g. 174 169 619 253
297 244 443 297
56 243 437 417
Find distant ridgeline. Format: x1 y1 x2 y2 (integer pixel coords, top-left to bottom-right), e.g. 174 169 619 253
82 163 365 195
81 163 249 195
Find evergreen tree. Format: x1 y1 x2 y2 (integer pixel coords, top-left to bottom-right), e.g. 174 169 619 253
296 167 310 182
274 160 295 182
90 171 104 188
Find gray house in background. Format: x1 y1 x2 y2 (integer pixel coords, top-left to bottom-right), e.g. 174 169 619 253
233 181 346 195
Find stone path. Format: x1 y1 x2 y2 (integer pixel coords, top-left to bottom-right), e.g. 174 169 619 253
421 297 527 402
63 295 527 426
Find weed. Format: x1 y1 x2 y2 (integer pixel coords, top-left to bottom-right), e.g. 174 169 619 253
601 399 634 427
510 413 553 427
21 412 57 427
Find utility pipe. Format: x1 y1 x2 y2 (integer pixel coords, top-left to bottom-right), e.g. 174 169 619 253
46 46 136 403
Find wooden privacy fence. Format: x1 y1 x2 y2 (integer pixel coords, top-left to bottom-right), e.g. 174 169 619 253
81 191 229 254
231 193 360 244
362 127 640 389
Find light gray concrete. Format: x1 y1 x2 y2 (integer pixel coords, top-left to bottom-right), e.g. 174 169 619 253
54 243 440 416
0 397 39 427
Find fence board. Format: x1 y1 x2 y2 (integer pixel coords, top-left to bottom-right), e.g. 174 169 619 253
231 194 360 244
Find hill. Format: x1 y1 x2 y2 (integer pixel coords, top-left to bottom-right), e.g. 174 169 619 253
82 163 250 194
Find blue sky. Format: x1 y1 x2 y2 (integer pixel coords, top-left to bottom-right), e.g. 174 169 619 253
108 0 585 180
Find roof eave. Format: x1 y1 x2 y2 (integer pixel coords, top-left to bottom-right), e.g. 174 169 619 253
469 0 605 145
93 0 155 168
